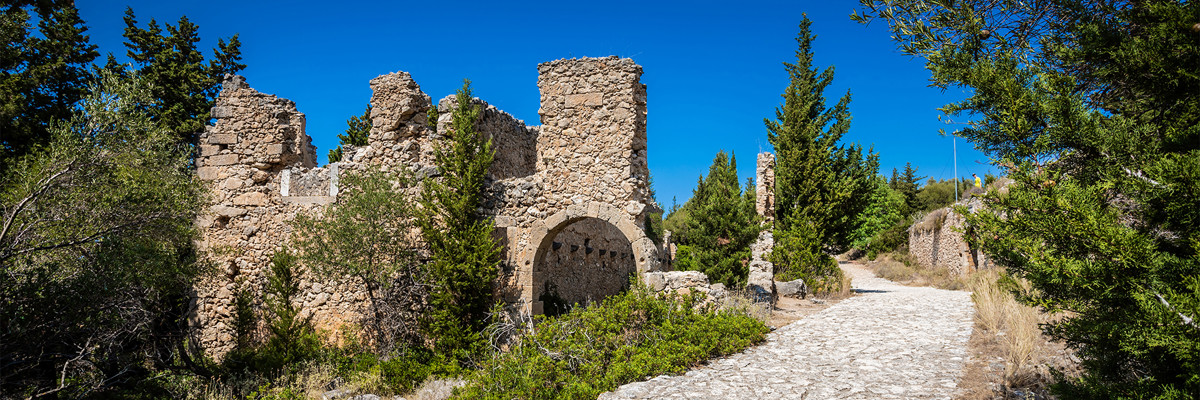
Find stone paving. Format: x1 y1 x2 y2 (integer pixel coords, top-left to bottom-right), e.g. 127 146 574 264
599 263 975 400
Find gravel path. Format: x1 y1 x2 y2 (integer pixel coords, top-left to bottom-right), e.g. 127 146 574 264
599 263 975 400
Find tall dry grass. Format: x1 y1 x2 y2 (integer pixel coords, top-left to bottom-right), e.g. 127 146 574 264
964 269 1079 399
969 270 1044 386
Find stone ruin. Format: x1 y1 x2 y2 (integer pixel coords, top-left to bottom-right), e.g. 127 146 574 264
908 192 996 276
192 56 664 357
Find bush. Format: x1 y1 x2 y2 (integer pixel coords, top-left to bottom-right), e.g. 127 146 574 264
771 223 845 295
453 284 769 399
224 250 322 375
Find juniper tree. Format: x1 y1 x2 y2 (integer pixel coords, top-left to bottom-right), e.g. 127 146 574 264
766 16 877 290
857 1 1200 397
328 105 372 162
416 80 500 363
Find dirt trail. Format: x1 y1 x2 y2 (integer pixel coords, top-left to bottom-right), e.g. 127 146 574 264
600 262 975 399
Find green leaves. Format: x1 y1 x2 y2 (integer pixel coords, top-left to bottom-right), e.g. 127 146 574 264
121 7 245 144
454 284 768 399
329 105 373 162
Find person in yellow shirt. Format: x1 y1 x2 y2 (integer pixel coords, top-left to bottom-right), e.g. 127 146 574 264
973 173 982 188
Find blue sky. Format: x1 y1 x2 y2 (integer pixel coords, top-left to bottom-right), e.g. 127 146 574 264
77 0 995 207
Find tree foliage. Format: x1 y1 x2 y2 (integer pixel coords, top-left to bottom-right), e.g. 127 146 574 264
766 16 878 289
0 70 202 398
292 170 424 352
120 7 244 144
675 151 760 287
0 0 98 169
857 0 1200 397
889 162 925 214
328 105 372 162
416 80 501 363
850 175 905 252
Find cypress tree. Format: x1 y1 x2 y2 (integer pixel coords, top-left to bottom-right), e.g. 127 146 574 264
678 151 760 287
0 1 98 168
121 7 244 145
416 80 500 363
765 16 877 290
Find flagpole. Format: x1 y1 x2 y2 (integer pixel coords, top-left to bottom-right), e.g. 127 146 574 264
953 136 959 202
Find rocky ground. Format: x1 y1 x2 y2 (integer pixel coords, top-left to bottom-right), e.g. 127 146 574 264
600 262 976 399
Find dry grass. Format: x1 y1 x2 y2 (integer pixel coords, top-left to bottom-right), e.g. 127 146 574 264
866 253 966 290
957 270 1080 400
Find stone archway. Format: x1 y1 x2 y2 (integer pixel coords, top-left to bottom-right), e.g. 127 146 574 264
515 201 660 314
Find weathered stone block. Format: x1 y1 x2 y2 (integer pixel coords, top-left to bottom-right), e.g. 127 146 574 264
266 143 284 155
232 192 268 206
776 279 808 299
206 154 239 166
209 133 237 144
566 93 603 107
197 167 220 181
199 144 221 157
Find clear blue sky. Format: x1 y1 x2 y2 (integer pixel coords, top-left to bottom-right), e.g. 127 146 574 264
77 0 996 208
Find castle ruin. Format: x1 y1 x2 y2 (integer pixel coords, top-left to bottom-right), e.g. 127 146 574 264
192 57 662 356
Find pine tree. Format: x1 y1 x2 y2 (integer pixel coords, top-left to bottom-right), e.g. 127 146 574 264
416 80 500 363
678 151 760 287
859 1 1200 396
765 16 877 291
0 1 98 168
328 105 372 162
122 7 244 145
890 162 924 214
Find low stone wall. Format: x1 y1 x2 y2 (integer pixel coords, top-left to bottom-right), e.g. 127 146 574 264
908 196 993 276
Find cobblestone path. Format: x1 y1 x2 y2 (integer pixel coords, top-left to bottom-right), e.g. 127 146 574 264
600 263 975 399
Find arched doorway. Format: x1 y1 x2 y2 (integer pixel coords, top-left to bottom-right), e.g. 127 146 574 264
517 202 660 314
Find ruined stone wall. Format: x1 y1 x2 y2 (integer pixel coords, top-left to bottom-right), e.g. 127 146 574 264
193 76 372 357
534 57 653 224
535 219 636 305
908 197 992 276
437 95 538 180
194 57 664 357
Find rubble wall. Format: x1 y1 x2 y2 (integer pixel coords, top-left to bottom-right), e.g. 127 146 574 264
908 197 993 276
194 57 663 357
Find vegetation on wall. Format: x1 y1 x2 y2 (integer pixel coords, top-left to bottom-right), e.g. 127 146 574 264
857 0 1200 397
292 170 424 353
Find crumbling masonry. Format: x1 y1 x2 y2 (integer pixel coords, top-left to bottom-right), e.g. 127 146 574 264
192 57 662 356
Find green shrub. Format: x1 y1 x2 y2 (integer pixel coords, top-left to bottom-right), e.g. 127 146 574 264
453 284 769 399
224 250 322 375
771 223 844 295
